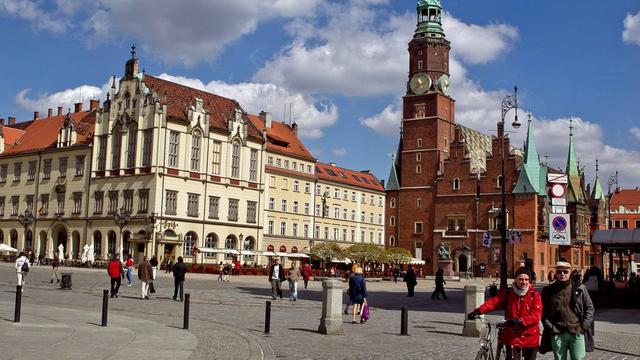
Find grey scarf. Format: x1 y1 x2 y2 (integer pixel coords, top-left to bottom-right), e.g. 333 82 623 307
511 282 529 297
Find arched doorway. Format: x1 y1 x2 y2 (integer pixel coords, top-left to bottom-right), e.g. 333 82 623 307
225 235 237 260
0 230 3 244
25 229 33 251
183 232 197 257
93 231 103 260
52 224 68 259
204 233 218 261
10 229 18 249
243 236 256 262
107 231 117 258
39 230 47 257
72 230 81 260
458 253 468 273
123 230 131 258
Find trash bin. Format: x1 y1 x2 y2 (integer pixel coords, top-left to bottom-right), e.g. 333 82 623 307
60 273 72 290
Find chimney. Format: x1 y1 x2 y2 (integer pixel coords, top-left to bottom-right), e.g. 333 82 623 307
57 107 63 116
74 102 83 113
89 99 99 110
8 117 16 125
33 111 39 120
291 122 298 135
47 108 53 118
259 111 272 129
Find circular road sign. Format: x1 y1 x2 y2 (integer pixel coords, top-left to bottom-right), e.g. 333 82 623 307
552 216 568 231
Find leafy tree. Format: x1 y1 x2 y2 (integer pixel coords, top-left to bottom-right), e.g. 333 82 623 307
384 247 413 265
311 242 344 269
345 243 385 266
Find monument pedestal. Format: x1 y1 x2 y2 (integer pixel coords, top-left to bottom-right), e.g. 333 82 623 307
438 259 455 277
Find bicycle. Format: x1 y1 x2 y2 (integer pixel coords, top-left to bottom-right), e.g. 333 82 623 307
474 317 506 360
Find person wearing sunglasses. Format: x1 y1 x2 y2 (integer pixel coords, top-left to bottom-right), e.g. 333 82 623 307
540 261 595 359
467 267 542 360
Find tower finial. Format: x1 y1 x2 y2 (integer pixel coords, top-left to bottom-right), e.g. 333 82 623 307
569 117 574 136
527 110 532 123
595 157 599 175
131 43 136 58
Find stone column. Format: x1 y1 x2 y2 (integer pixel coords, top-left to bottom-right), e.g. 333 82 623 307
462 284 485 337
318 279 344 335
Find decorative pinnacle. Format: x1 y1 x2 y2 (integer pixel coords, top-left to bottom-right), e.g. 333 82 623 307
595 157 599 175
131 43 136 58
569 117 574 136
527 110 532 123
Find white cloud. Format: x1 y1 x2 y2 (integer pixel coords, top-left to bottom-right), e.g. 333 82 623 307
359 103 401 136
15 78 113 115
156 74 337 139
332 148 347 157
444 13 518 64
631 127 640 141
0 0 70 32
623 11 640 46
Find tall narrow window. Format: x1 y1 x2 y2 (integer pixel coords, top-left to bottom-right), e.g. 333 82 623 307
126 124 137 168
142 129 153 167
231 141 240 178
39 194 49 215
26 195 34 213
97 136 107 171
208 196 220 219
249 149 258 181
58 158 67 178
165 190 177 215
13 162 22 181
111 125 122 169
0 164 7 182
94 192 104 214
211 141 221 175
168 131 179 168
108 191 118 214
72 193 82 214
228 199 238 221
75 156 85 177
191 131 201 171
43 160 51 179
56 193 64 215
123 190 134 213
138 189 149 213
28 161 36 181
187 193 199 217
247 201 257 223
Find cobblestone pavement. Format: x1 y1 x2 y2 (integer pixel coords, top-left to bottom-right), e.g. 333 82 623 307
0 263 638 360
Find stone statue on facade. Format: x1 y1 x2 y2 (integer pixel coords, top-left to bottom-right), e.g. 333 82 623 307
437 243 451 260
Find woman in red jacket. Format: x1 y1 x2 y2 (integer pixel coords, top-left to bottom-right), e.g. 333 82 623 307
468 267 542 360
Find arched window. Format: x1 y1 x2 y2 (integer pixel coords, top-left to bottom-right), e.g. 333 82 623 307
390 216 396 226
225 235 237 259
231 141 240 178
93 231 102 258
183 232 196 256
25 229 33 250
497 175 503 188
453 178 460 190
279 245 287 252
267 244 274 252
111 125 122 169
0 230 3 244
107 231 117 256
205 233 217 249
126 123 137 169
10 229 18 249
390 198 396 208
191 131 201 171
389 236 396 247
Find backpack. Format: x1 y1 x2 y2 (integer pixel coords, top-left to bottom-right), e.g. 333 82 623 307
21 260 29 273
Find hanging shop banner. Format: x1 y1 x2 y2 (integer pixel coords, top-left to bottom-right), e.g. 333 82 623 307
482 231 492 248
549 213 571 245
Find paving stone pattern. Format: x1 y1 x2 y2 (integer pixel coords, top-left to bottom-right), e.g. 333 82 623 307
0 264 637 360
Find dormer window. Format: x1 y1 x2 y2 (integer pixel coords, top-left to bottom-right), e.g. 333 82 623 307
191 130 201 172
453 178 460 190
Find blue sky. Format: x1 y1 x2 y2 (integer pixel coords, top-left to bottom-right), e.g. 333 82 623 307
1 0 639 188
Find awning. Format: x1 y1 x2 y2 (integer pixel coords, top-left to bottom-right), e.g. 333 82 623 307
239 250 260 256
195 247 240 255
260 251 278 257
592 229 640 249
403 257 426 265
0 243 18 252
331 257 352 264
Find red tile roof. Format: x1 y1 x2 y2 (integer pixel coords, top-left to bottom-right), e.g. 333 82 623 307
248 114 315 162
1 111 97 156
610 189 640 207
2 126 25 148
143 75 262 140
316 162 384 192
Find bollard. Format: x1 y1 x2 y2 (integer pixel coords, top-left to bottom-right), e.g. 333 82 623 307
462 285 485 337
101 289 109 326
264 301 271 333
183 293 190 330
317 279 344 335
400 306 409 335
14 285 22 323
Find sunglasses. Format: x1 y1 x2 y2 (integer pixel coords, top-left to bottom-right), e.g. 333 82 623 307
557 270 571 275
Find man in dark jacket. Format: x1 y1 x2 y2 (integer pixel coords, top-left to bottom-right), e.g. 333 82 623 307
540 261 595 358
404 265 418 297
138 256 153 300
431 267 447 300
269 258 286 300
172 256 187 301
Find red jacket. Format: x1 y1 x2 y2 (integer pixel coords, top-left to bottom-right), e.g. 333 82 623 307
477 286 542 348
108 260 123 278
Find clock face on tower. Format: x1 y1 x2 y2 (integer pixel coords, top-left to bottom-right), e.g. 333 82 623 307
410 72 431 95
437 74 451 96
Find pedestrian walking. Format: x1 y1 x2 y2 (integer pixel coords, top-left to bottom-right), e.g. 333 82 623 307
51 251 61 284
15 251 30 291
235 261 241 276
344 270 354 314
107 254 123 298
583 266 603 308
302 263 311 289
431 267 447 300
468 267 542 360
393 266 401 283
172 256 187 301
269 258 285 300
540 261 595 359
165 256 173 273
138 256 153 300
223 264 231 282
349 267 368 324
150 255 159 280
287 263 301 301
404 265 418 297
125 255 134 286
217 262 224 282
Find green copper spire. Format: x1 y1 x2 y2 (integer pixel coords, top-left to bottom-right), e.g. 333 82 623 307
513 113 544 195
566 118 585 203
386 154 400 191
416 0 445 37
591 158 605 200
566 118 579 177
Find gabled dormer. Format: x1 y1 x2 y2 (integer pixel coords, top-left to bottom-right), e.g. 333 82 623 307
187 97 210 135
227 107 249 144
57 111 77 148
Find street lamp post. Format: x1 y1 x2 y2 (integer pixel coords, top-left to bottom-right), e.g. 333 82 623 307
113 207 131 262
498 86 521 289
18 210 35 251
606 171 619 279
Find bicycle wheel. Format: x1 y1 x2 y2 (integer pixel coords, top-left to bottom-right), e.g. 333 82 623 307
494 342 505 360
474 349 489 360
